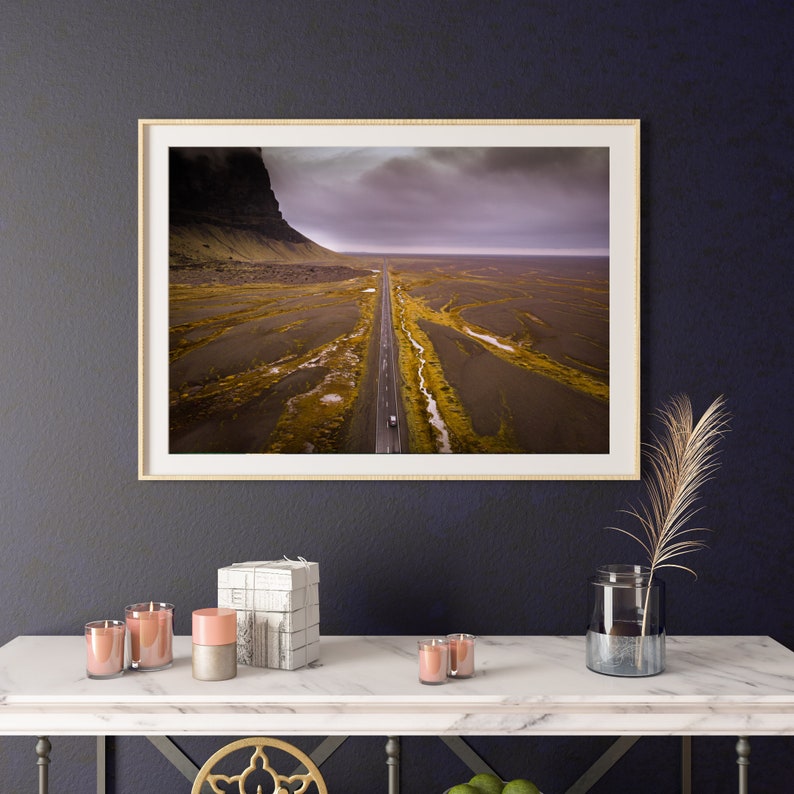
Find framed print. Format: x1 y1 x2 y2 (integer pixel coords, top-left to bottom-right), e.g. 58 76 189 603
139 119 639 480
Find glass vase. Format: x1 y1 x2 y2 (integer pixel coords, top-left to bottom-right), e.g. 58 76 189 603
586 564 665 676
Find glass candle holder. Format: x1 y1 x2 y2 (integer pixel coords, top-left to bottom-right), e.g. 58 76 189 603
586 564 665 677
85 620 125 679
418 638 449 685
447 633 476 678
125 602 175 671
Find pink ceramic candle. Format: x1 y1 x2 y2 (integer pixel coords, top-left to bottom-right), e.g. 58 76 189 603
418 638 449 685
192 607 237 681
447 633 476 678
125 602 174 671
85 620 125 679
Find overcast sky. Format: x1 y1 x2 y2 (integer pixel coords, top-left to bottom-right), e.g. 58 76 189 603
260 146 609 256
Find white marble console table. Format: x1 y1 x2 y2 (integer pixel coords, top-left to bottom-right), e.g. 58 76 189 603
1 635 792 792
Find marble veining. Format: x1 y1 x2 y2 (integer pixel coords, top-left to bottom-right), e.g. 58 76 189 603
0 635 792 736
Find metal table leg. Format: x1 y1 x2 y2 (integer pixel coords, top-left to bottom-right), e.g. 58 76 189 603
736 736 750 794
97 736 107 794
36 736 51 794
386 736 400 794
681 736 692 794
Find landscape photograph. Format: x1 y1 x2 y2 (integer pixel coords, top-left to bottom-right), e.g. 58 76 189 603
166 143 612 462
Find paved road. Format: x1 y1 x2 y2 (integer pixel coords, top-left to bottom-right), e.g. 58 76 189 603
375 259 402 454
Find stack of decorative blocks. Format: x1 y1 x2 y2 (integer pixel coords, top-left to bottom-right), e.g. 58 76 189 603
217 559 320 670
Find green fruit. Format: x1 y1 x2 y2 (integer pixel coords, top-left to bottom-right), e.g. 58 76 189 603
448 785 480 794
502 780 541 794
468 773 504 794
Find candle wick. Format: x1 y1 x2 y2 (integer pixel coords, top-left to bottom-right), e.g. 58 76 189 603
104 620 108 628
149 601 154 611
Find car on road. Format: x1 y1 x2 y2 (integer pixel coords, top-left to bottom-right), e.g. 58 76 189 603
388 415 398 427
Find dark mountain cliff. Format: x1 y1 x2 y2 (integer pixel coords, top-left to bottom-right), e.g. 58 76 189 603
170 147 309 242
168 147 355 273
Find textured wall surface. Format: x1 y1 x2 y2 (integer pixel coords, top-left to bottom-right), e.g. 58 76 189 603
1 1 792 791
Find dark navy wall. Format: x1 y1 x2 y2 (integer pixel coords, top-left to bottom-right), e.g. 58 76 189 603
2 2 792 791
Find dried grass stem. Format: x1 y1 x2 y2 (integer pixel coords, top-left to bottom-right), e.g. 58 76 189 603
609 394 730 637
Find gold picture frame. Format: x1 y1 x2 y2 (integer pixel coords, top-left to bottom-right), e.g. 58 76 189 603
139 119 639 480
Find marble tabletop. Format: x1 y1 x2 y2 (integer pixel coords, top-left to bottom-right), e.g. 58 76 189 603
0 635 792 736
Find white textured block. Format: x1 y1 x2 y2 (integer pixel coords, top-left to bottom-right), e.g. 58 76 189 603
218 586 318 613
218 560 320 591
265 624 321 670
273 639 321 671
262 606 320 633
267 628 306 662
217 559 321 669
233 611 268 667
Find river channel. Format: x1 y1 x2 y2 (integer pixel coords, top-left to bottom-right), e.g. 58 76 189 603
396 288 451 453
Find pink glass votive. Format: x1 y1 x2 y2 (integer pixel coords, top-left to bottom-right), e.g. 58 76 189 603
85 620 125 679
447 633 476 679
418 638 449 685
125 602 174 671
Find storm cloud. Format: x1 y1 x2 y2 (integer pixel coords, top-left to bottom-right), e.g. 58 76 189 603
261 146 609 255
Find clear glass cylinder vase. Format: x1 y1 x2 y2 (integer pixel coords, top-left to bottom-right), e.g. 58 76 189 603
586 564 665 676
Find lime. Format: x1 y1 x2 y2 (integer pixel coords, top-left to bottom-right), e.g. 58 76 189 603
468 773 504 794
448 785 480 794
502 780 540 794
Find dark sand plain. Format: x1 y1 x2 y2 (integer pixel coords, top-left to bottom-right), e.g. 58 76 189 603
168 254 609 456
420 319 607 452
169 260 380 454
389 254 609 454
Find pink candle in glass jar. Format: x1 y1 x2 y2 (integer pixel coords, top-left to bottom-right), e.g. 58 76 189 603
125 602 174 671
447 633 476 678
85 620 125 679
418 638 449 685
